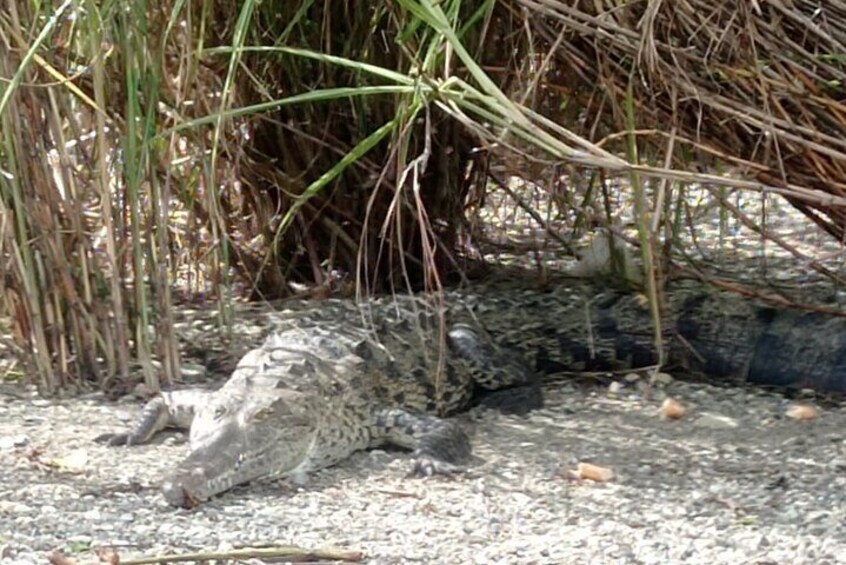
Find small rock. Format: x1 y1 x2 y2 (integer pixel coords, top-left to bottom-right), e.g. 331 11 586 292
133 382 154 397
181 363 207 379
23 415 47 425
0 501 32 514
661 398 686 420
83 508 102 520
0 434 29 449
696 413 739 429
162 434 188 446
576 462 615 482
805 510 831 523
741 532 769 551
652 372 674 386
623 373 641 384
116 395 140 406
785 404 818 421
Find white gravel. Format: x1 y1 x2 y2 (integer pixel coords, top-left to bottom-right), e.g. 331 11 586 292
1 377 845 564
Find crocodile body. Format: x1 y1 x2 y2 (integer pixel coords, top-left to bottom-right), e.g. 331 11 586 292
101 280 846 506
101 294 544 506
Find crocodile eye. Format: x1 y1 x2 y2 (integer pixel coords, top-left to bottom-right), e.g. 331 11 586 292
213 406 227 420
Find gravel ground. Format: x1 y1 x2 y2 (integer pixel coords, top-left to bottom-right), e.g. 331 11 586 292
1 185 844 565
1 376 845 565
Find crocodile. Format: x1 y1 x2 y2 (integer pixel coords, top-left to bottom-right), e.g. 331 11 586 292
98 293 546 507
99 279 846 506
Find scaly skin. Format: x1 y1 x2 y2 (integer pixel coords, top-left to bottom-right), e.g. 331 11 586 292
99 295 543 507
99 280 846 506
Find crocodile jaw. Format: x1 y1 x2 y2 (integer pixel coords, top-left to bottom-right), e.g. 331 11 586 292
162 390 318 507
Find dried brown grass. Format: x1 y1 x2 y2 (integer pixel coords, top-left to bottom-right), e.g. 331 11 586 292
513 0 846 239
3 0 846 393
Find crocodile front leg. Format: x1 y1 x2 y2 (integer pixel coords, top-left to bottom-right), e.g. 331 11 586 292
95 390 211 446
371 408 472 475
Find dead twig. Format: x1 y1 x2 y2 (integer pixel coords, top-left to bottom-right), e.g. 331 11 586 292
49 545 364 565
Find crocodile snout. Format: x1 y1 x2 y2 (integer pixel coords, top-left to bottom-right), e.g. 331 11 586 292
162 467 209 508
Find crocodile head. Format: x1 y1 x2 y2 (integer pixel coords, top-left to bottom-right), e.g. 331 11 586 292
161 388 319 507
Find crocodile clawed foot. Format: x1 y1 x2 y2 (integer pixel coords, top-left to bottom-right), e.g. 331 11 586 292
409 456 466 478
93 432 134 446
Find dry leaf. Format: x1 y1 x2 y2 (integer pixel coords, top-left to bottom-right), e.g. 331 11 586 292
48 551 78 565
47 449 89 473
661 398 686 420
785 404 818 421
95 547 121 565
577 462 615 482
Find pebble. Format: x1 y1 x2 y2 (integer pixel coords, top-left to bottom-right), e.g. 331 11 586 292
695 412 740 429
0 379 843 564
0 434 28 449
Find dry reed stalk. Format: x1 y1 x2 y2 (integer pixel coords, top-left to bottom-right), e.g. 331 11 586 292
516 0 846 239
